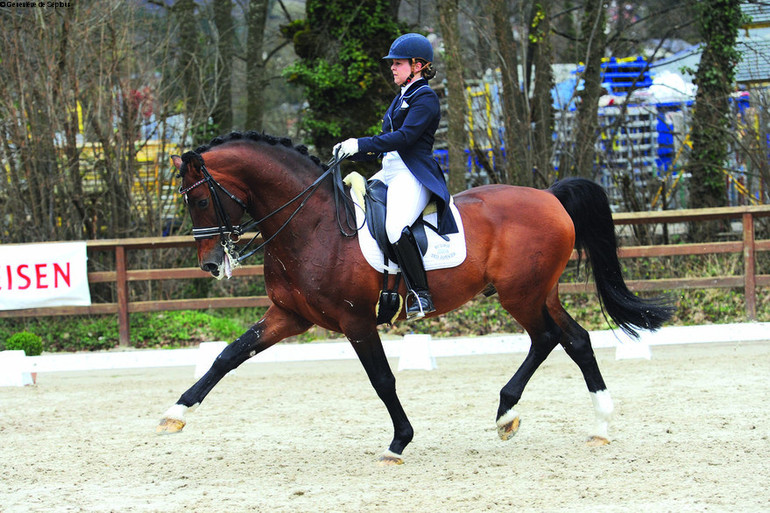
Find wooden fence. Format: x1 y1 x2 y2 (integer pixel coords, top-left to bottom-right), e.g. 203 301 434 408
2 205 769 346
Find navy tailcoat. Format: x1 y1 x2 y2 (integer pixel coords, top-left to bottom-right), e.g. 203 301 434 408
354 79 458 235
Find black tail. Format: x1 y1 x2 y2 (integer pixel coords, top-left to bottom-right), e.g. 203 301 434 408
549 177 674 338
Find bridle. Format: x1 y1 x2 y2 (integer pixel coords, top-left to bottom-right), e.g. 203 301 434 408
179 160 247 241
178 153 249 267
177 150 357 266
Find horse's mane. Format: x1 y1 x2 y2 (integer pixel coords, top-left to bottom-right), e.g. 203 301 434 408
185 130 356 238
193 131 327 170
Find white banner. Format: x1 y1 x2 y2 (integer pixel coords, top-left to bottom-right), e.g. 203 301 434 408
0 241 91 310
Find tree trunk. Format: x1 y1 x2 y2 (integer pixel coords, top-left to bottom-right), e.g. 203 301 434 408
172 0 201 121
213 0 234 132
246 0 270 130
572 0 606 179
284 0 404 162
688 0 742 211
490 0 529 185
530 1 555 188
437 0 467 194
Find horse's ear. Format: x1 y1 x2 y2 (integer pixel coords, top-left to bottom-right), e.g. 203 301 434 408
171 154 183 171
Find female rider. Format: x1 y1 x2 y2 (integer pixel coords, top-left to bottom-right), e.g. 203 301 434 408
334 33 458 320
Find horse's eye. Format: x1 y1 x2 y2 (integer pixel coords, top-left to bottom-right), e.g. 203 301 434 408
197 198 209 209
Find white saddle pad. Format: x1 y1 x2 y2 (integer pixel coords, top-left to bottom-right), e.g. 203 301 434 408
344 173 467 274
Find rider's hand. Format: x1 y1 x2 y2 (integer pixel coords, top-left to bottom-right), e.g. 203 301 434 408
333 138 359 159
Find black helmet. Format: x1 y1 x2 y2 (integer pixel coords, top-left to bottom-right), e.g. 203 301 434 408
383 33 433 62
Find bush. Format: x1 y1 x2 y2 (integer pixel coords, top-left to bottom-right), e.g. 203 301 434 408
5 331 44 356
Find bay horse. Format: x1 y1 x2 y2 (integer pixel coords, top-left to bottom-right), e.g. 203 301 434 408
158 131 673 464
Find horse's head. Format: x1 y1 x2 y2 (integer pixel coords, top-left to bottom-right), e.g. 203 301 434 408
172 151 248 279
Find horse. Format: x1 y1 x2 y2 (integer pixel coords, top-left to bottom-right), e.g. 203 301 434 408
157 131 673 465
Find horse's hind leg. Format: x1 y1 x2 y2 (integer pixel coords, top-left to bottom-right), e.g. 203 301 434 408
547 291 614 445
496 305 562 441
157 305 311 433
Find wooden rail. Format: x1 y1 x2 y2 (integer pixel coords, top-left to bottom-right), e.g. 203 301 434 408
2 206 769 346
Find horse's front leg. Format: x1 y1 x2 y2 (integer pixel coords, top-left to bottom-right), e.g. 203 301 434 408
350 331 414 465
157 305 311 433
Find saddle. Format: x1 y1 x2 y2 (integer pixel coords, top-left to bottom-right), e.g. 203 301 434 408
364 179 435 265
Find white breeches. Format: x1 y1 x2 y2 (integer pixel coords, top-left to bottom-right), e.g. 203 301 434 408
371 153 431 243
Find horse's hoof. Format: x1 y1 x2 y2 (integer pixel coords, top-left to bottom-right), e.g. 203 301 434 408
586 435 610 446
377 450 404 466
496 410 521 441
156 418 185 434
497 416 520 441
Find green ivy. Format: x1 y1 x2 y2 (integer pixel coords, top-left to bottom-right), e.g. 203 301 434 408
282 0 407 152
686 0 744 210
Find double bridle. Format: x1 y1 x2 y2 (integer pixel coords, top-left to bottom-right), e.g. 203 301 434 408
177 151 357 265
179 162 247 241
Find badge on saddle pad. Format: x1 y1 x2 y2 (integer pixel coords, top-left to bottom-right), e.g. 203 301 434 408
343 172 467 274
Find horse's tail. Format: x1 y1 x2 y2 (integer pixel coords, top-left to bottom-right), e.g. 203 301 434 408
548 177 675 338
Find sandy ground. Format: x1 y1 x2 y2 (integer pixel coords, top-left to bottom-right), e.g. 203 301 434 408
1 340 769 513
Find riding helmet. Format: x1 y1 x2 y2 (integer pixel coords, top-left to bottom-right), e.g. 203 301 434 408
383 33 433 62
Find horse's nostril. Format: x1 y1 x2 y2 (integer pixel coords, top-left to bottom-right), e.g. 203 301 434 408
202 262 219 275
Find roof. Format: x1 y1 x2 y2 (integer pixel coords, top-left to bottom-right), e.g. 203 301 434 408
736 37 770 84
742 2 770 27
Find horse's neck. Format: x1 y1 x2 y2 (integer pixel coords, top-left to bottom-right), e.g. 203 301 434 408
243 153 334 243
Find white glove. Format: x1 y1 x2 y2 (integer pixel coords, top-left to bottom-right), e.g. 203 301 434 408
333 138 358 159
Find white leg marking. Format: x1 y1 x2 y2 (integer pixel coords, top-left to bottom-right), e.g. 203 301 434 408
590 390 614 439
163 403 194 421
496 408 520 429
381 449 403 459
378 449 405 465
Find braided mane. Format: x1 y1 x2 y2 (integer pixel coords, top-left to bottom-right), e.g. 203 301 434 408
194 131 326 169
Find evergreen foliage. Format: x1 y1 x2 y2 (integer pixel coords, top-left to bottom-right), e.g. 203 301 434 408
4 331 44 356
282 1 407 156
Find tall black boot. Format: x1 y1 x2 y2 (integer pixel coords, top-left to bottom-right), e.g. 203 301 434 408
392 227 435 320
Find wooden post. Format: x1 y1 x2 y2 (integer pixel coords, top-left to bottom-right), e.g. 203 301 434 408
742 212 756 321
116 245 130 346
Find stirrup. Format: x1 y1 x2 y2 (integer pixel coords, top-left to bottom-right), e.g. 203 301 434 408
405 290 435 320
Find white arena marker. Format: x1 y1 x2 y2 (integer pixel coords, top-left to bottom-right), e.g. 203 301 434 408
615 339 652 360
398 334 436 371
194 341 229 379
0 350 33 387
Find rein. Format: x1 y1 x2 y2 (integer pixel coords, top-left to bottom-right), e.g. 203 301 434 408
180 151 358 265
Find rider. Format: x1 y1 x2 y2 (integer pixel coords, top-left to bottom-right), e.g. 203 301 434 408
334 33 458 320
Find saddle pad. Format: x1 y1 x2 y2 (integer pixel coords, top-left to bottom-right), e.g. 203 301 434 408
345 173 467 273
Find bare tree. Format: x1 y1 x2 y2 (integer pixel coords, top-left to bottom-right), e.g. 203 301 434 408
530 2 556 188
437 0 467 194
246 0 270 130
489 0 530 185
213 0 236 132
0 2 215 242
572 0 607 178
